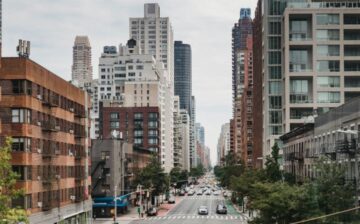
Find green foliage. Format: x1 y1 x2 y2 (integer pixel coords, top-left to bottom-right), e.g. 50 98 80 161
313 158 358 222
0 137 28 223
169 167 188 184
264 142 282 182
189 163 205 178
214 151 244 187
133 154 168 196
227 143 358 224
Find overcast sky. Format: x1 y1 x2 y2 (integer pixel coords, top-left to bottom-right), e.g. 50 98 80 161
3 0 257 166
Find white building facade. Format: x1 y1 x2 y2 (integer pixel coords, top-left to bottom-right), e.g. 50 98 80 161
129 3 174 172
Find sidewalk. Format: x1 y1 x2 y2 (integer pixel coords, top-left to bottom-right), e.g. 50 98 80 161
229 201 251 221
93 196 183 224
157 196 183 216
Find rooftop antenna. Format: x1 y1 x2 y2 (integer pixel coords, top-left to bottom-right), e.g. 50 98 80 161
17 39 30 58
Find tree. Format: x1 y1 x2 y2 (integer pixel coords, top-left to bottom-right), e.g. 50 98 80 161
313 158 358 222
264 142 282 182
189 164 205 178
0 137 28 223
133 154 168 196
249 182 321 224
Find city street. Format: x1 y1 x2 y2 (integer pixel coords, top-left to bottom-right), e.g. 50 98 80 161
129 194 248 224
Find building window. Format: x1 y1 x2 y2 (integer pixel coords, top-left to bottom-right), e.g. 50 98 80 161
316 14 339 25
316 29 339 41
317 45 340 56
148 113 158 119
317 61 340 72
12 109 31 123
110 112 119 120
12 80 30 94
317 76 340 87
134 130 143 137
134 138 143 145
270 111 282 124
134 113 143 119
317 92 340 103
148 130 158 137
268 52 281 64
269 96 282 109
269 66 282 79
269 81 282 95
110 121 119 128
12 138 31 152
148 138 158 145
148 121 158 128
134 121 143 129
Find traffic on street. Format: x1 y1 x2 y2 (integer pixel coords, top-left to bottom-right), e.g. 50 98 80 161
129 173 248 224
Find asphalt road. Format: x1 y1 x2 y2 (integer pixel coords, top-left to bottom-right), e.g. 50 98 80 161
129 194 248 224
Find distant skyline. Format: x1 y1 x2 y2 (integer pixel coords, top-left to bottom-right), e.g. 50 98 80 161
3 0 257 166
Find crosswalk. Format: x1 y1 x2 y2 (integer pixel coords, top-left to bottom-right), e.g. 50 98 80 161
146 214 246 221
186 195 224 200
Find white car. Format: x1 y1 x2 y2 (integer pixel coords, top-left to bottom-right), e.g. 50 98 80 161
213 191 220 196
198 206 208 215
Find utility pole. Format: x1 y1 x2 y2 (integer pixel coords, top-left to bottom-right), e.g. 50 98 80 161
114 185 117 223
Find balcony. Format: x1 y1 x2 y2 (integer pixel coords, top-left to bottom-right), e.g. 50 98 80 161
335 139 356 154
74 108 86 118
305 148 318 158
49 94 59 107
42 120 60 132
74 127 86 138
42 201 53 211
290 94 313 104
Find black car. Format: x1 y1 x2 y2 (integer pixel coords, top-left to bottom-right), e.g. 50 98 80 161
147 207 158 216
216 204 227 214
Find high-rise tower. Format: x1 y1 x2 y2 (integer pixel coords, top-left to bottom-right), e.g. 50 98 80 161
129 3 174 172
174 41 192 113
71 36 93 86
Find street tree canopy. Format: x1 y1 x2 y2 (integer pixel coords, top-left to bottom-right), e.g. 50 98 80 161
0 137 28 223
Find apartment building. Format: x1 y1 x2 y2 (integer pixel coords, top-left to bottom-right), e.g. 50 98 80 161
173 96 190 171
129 3 174 171
0 57 92 223
95 38 173 171
280 97 360 189
252 0 263 169
255 0 360 166
217 123 230 166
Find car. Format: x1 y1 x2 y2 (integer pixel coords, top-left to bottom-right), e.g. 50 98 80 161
198 206 208 215
213 191 220 196
205 190 211 195
179 190 186 196
196 190 203 195
147 207 158 216
185 187 190 192
168 196 176 204
188 190 195 196
216 204 227 214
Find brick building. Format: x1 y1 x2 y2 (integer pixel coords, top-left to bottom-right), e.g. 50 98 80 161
100 105 160 154
0 58 92 223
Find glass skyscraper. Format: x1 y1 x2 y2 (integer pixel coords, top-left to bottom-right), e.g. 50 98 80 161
174 41 192 113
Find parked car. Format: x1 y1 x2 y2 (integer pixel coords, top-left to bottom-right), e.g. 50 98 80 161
196 190 203 195
168 196 176 204
147 207 158 216
188 190 195 196
205 190 211 195
198 206 209 215
179 190 186 196
213 190 220 196
216 204 227 214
